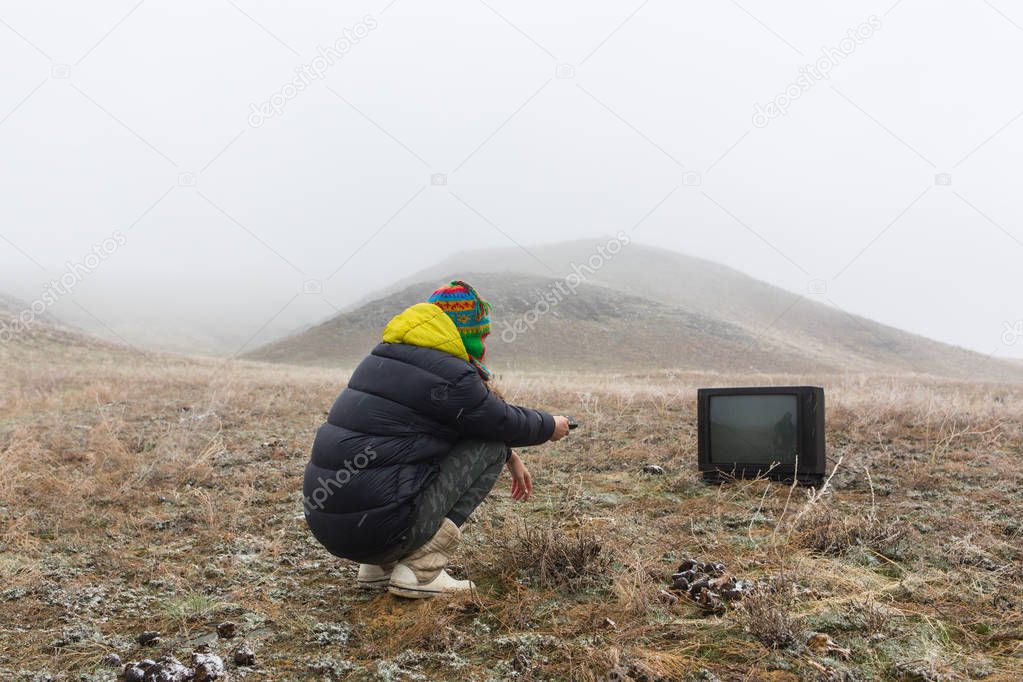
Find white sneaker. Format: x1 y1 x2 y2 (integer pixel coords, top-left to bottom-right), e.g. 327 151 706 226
357 563 394 590
388 563 475 599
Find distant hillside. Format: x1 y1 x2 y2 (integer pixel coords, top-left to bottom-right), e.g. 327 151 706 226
0 293 55 324
304 240 1020 382
1 293 68 343
245 265 1023 382
0 292 140 364
246 273 822 373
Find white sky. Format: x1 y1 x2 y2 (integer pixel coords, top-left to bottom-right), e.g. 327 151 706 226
1 0 1021 358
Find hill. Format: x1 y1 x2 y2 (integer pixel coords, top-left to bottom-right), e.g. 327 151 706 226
0 292 144 365
247 242 1023 381
388 240 1018 380
1 292 75 346
0 292 50 323
246 273 821 374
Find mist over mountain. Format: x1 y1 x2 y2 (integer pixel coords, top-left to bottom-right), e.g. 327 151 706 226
0 291 134 366
0 293 56 325
5 240 1019 381
246 272 810 374
245 241 1023 381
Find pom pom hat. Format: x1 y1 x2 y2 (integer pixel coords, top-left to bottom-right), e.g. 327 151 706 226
427 280 492 379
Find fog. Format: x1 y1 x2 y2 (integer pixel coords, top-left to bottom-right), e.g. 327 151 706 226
1 1 1021 359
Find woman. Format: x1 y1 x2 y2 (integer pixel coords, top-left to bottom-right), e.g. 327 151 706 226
303 280 571 598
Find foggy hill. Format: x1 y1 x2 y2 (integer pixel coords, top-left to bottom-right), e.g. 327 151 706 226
245 273 819 373
0 293 55 324
0 293 64 340
247 242 1023 381
245 272 1022 381
337 240 1023 381
0 292 138 363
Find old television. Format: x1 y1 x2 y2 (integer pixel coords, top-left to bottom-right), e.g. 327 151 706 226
698 386 825 484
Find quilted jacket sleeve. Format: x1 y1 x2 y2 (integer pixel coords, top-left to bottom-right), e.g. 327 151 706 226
438 368 556 447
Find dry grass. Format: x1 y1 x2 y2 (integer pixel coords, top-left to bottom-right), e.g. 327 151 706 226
1 346 1022 680
732 576 806 648
500 522 611 591
794 507 911 559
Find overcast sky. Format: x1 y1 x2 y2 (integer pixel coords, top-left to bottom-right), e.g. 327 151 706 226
1 0 1021 358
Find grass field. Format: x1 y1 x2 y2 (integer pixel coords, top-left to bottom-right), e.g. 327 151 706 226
1 348 1022 680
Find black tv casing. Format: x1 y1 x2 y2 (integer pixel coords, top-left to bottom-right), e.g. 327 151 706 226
697 386 825 485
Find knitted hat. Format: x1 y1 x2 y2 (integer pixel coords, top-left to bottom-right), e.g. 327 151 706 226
427 280 492 376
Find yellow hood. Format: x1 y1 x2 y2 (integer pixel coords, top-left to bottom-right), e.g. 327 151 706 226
382 303 469 361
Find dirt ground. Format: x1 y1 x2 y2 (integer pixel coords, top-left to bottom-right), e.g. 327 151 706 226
1 348 1021 680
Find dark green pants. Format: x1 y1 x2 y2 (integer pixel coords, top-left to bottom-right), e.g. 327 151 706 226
362 439 508 565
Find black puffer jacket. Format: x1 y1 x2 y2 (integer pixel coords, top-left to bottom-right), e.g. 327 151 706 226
303 307 554 561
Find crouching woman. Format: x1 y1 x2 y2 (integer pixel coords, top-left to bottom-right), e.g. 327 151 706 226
302 281 571 599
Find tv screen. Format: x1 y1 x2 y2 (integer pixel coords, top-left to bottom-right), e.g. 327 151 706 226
708 394 799 465
698 386 825 484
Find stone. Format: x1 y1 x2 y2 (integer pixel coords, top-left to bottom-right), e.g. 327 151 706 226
136 631 161 646
677 559 699 573
666 557 752 615
140 656 190 682
191 652 226 681
233 641 256 666
120 664 145 682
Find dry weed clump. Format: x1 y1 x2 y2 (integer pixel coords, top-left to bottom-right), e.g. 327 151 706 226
794 506 910 559
502 521 611 590
732 576 807 648
942 534 1006 573
351 597 470 656
611 554 670 619
843 595 899 638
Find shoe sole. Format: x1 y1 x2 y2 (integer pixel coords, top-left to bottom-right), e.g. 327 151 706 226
388 583 476 599
388 584 442 599
358 578 391 590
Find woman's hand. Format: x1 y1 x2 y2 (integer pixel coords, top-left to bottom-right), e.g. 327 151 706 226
550 415 571 442
506 451 532 502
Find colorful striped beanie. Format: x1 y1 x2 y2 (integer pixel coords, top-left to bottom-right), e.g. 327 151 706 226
427 280 492 379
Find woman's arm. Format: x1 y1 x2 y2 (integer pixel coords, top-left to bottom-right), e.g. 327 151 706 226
440 370 560 446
